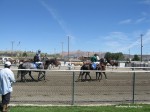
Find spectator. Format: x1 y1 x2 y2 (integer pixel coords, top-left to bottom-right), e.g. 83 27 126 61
0 61 15 112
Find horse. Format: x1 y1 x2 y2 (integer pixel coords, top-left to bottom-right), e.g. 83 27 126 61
18 58 34 64
76 58 107 82
95 60 107 81
17 58 60 82
106 59 119 69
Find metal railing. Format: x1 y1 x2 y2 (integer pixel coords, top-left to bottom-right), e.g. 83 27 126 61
1 66 150 105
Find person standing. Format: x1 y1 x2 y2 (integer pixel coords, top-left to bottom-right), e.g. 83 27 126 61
0 61 15 112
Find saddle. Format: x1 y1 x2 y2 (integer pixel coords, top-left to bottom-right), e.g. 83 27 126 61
35 62 43 69
91 63 97 70
30 62 42 69
35 63 41 69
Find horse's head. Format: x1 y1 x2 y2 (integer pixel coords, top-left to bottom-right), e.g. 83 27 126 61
44 58 60 69
100 58 107 65
106 59 118 67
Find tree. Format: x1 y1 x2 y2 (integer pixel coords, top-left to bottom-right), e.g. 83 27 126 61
114 52 124 60
132 55 140 61
22 52 27 57
104 52 124 60
104 52 112 60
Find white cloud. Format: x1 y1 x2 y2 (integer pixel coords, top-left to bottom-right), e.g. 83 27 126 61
135 17 146 23
140 0 150 5
143 29 150 44
119 16 149 25
99 32 131 52
111 29 150 53
98 30 149 53
40 1 71 35
119 19 132 24
141 12 149 16
105 32 128 40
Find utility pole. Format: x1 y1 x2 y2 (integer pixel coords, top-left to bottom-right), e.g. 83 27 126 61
68 36 70 61
141 34 143 62
11 41 15 57
129 49 130 61
61 42 63 59
54 48 56 57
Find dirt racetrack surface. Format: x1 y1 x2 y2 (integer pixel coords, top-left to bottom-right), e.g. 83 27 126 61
8 66 150 105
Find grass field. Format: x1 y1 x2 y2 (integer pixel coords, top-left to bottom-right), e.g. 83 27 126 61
9 104 150 112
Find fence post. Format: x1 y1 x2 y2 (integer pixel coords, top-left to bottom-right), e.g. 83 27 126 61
71 71 75 105
132 67 135 104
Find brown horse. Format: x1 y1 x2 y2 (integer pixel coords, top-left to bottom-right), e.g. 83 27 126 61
76 58 107 82
107 59 119 69
17 58 60 82
96 60 107 81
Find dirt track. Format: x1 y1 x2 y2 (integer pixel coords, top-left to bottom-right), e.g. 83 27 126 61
10 67 150 105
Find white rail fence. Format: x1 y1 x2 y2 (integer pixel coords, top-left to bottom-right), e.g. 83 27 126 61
0 66 150 105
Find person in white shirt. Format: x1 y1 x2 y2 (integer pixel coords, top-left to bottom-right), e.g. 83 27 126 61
0 61 15 112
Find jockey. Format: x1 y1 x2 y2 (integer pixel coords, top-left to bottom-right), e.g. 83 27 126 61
37 49 41 61
90 54 97 63
33 50 43 68
96 54 100 61
90 54 98 69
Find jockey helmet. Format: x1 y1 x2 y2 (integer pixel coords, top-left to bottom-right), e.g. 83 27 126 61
38 49 41 53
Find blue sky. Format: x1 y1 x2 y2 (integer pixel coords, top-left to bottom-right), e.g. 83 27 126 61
0 0 150 55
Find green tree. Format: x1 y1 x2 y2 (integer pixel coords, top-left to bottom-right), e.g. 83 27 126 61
104 52 112 60
114 52 124 60
132 54 140 61
22 52 28 57
104 52 124 60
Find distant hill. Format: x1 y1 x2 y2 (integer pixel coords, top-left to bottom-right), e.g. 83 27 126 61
1 50 150 61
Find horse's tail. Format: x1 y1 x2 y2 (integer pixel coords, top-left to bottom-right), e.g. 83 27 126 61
76 65 83 82
17 64 22 78
80 65 84 74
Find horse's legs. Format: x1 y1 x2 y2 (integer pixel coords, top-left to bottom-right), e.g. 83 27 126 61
38 71 46 81
76 71 82 82
21 71 27 82
88 72 92 80
85 72 87 80
85 72 91 81
81 72 85 81
96 72 98 80
17 70 21 79
98 72 102 81
20 72 24 82
38 72 41 81
58 65 61 69
76 67 85 81
43 71 46 80
103 72 107 79
96 72 102 80
28 71 35 81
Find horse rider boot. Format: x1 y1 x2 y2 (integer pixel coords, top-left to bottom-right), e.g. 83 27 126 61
2 104 8 112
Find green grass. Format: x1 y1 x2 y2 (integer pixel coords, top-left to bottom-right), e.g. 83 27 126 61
9 104 150 112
